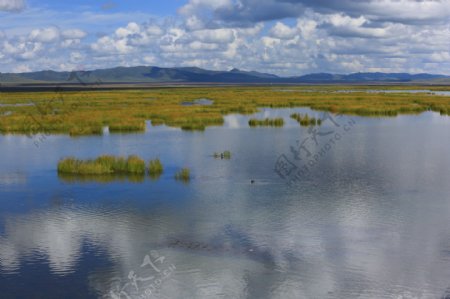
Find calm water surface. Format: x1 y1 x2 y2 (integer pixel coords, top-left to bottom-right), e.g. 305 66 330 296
1 108 450 298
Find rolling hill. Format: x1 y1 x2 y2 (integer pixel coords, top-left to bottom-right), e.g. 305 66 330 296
0 66 448 84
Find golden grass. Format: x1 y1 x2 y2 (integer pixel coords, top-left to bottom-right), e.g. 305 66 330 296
1 86 449 135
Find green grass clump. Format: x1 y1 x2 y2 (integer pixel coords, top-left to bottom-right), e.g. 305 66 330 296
57 155 146 175
174 168 190 182
148 158 164 178
126 155 146 174
214 150 231 159
57 157 111 175
290 113 321 126
248 118 284 127
223 150 231 159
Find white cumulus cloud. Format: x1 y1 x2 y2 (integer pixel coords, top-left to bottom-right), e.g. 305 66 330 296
29 27 60 43
0 0 25 12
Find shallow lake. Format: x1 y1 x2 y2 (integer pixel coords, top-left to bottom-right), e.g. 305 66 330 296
1 108 450 298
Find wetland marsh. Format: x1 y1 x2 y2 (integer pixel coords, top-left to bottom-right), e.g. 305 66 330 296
1 86 450 298
1 86 450 136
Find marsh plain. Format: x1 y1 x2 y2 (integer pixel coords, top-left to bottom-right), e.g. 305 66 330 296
1 86 450 298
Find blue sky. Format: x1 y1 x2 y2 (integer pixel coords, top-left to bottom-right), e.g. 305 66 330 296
27 0 186 17
1 0 450 75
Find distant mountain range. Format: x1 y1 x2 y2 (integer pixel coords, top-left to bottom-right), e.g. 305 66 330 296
1 66 449 84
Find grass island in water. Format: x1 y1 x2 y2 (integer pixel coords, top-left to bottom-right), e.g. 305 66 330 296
57 155 191 182
58 155 146 175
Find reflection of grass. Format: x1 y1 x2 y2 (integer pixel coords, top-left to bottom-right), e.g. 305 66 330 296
148 158 163 179
175 168 190 182
290 113 322 126
58 173 145 183
248 118 284 127
181 124 206 131
1 86 450 135
57 155 146 175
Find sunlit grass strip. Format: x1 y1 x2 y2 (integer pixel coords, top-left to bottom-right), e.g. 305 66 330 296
57 155 146 175
174 168 190 182
290 113 322 126
248 118 284 127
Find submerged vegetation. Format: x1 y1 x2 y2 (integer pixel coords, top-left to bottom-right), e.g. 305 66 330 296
1 86 450 135
290 113 322 126
248 118 284 127
174 168 191 182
